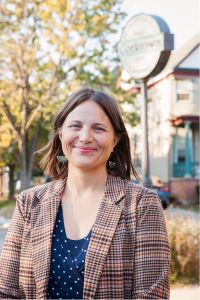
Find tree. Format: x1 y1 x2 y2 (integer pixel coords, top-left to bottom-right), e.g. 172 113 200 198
0 112 18 200
0 0 128 190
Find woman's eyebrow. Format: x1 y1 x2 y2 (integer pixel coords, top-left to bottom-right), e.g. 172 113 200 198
68 120 108 128
68 120 81 123
68 120 108 129
92 122 108 128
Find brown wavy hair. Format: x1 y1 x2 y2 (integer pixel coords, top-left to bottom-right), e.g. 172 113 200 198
37 87 139 180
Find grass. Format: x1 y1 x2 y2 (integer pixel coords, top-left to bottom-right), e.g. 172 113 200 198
0 199 16 218
0 199 16 209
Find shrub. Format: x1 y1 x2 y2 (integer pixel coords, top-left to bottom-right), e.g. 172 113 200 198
166 215 199 284
168 194 178 204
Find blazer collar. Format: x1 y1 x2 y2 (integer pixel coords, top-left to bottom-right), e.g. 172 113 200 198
83 175 125 299
104 174 125 204
34 178 67 204
34 175 125 205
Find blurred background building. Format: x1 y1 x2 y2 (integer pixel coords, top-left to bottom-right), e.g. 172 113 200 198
130 34 200 203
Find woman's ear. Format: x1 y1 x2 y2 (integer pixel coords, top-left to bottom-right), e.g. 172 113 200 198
113 135 120 147
58 128 62 141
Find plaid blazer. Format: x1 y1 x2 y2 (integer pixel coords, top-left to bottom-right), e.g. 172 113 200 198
0 175 170 299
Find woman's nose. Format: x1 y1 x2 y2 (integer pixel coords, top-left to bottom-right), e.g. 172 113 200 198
79 127 93 142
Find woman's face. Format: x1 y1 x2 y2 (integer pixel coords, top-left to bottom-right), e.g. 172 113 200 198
59 100 119 173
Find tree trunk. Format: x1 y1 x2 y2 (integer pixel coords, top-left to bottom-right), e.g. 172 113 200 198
20 174 31 191
8 164 15 200
19 132 28 191
19 122 40 191
28 122 40 183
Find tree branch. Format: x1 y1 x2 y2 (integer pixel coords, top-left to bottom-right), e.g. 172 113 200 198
25 103 42 130
0 102 20 137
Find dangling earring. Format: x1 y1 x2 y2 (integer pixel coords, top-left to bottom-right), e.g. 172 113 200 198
108 160 116 169
57 155 68 164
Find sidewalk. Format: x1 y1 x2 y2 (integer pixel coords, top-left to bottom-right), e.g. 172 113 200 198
170 285 200 300
0 229 7 252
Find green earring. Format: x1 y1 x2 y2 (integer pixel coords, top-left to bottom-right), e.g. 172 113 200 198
57 155 68 164
108 160 116 169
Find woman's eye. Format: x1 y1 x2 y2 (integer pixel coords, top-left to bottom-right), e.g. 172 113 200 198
94 127 105 132
69 124 81 128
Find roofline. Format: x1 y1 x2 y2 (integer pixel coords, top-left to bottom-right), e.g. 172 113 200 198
169 115 199 126
147 69 199 89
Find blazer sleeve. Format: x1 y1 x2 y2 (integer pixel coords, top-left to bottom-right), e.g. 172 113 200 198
132 189 171 300
0 192 26 299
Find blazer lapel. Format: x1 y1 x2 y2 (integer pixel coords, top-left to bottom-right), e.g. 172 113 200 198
31 179 66 299
83 175 125 299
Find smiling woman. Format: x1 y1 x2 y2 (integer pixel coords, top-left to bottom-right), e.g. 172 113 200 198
58 100 119 173
39 87 138 180
0 88 171 299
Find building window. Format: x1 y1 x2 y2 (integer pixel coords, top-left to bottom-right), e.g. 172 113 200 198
177 149 185 162
176 79 194 101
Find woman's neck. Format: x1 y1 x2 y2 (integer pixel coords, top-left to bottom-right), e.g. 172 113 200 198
66 167 108 197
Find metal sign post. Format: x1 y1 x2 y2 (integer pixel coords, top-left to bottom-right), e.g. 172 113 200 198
141 79 152 187
118 13 174 187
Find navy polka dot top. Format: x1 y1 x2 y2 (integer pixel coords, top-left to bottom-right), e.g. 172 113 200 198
47 202 92 299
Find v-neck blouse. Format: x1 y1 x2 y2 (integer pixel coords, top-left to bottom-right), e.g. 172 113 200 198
47 202 92 299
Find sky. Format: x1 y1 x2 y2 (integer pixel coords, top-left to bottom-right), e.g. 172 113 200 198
122 0 200 51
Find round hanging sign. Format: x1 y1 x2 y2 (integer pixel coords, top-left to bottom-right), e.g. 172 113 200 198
118 13 174 80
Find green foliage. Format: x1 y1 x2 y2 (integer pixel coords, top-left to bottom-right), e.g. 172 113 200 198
0 0 138 189
110 86 140 127
0 113 18 167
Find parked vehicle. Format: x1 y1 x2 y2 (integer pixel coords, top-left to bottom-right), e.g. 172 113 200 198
131 179 170 209
152 186 170 209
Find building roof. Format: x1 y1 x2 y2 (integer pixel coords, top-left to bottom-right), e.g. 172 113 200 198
169 115 199 126
165 33 200 71
148 33 200 85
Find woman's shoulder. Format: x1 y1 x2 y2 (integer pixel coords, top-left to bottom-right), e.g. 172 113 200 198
122 177 154 195
121 178 161 208
17 179 65 210
20 180 60 196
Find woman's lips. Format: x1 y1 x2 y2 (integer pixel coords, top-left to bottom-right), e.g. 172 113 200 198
74 146 97 153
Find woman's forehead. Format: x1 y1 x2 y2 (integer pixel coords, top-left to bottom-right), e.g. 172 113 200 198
65 100 111 124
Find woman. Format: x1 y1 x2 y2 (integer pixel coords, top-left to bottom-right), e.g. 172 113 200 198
0 88 171 299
